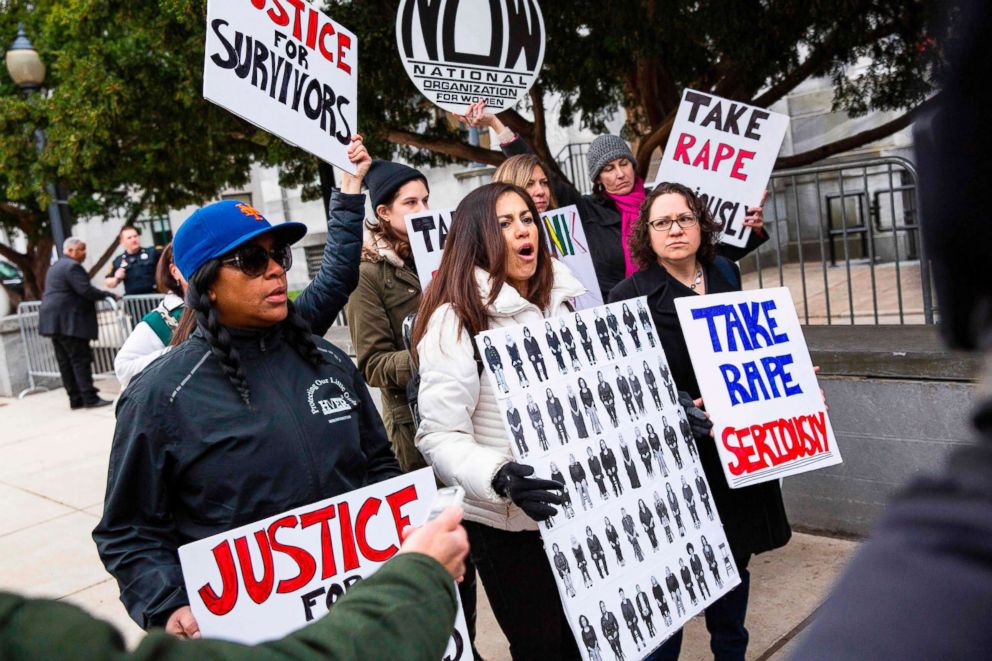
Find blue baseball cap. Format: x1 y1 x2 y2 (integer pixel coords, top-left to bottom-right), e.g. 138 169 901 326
172 200 308 280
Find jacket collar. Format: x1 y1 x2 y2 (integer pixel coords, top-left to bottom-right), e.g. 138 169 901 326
474 259 586 319
192 323 284 353
360 226 406 269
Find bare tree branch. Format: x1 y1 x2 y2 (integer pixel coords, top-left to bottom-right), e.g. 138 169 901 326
634 114 676 180
386 129 506 167
87 191 152 277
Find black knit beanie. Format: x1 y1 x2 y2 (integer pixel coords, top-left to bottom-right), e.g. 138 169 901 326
365 160 428 210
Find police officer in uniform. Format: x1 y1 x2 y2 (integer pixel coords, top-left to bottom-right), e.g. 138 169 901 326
105 226 160 295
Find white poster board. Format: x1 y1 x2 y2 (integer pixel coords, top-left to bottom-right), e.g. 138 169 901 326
395 0 546 113
475 299 739 661
652 89 789 248
178 469 471 658
204 0 359 174
405 209 453 291
675 287 841 488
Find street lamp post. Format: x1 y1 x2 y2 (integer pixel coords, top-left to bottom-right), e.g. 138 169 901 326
5 24 70 258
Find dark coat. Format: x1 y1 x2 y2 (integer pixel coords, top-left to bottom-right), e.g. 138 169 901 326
524 336 542 360
597 380 614 405
547 396 565 422
609 259 791 561
484 344 502 370
507 341 523 365
38 257 114 340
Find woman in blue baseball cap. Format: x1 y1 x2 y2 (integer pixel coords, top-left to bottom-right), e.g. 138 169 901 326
93 151 403 637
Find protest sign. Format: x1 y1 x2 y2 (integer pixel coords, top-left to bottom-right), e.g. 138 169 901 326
178 468 471 658
652 89 789 248
476 300 739 661
675 287 841 489
405 209 453 291
395 0 546 113
203 0 359 174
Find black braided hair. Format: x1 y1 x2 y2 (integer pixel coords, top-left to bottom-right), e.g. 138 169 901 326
187 260 252 408
282 299 325 367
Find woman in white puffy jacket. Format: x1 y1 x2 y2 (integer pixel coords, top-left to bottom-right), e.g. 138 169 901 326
413 182 585 660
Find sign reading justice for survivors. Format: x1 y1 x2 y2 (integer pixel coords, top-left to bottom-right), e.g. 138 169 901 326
675 287 841 489
653 90 789 248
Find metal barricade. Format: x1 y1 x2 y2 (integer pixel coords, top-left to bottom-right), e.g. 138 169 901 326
121 294 166 331
17 298 134 399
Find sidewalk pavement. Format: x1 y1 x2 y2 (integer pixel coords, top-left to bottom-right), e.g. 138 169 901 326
0 381 858 659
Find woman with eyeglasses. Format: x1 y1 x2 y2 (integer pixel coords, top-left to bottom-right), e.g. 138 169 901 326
94 193 401 637
609 182 790 661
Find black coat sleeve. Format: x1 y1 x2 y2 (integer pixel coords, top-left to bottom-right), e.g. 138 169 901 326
295 190 364 336
68 262 113 302
351 361 402 484
92 389 187 629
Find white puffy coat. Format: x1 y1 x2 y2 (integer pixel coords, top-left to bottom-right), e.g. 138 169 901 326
415 260 585 531
114 293 183 390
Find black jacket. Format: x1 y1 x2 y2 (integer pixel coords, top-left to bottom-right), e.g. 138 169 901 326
93 325 400 628
38 257 114 339
609 259 791 561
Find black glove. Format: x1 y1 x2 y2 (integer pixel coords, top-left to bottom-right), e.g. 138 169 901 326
492 462 563 521
678 390 713 440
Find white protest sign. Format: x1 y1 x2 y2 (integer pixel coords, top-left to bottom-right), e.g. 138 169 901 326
543 205 604 310
178 468 471 658
405 209 453 291
475 300 739 661
204 0 358 174
653 89 789 248
675 287 841 489
395 0 546 113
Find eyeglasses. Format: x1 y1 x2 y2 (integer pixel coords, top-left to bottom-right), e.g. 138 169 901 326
647 213 698 232
220 243 293 277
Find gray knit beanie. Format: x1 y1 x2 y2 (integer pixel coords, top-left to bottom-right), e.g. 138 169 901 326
586 134 637 183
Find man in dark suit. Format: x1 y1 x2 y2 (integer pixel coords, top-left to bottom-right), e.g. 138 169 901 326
39 238 119 408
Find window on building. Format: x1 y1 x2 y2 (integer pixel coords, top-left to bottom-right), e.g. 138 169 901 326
135 215 173 248
222 192 253 206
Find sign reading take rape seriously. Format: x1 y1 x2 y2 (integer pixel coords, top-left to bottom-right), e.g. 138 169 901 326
675 287 841 488
653 90 789 248
203 0 359 173
178 468 471 658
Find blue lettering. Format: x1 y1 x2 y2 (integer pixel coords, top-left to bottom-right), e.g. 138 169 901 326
739 302 774 348
719 363 752 405
692 305 728 352
761 300 789 343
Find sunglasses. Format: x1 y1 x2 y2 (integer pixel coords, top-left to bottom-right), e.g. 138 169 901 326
220 243 293 277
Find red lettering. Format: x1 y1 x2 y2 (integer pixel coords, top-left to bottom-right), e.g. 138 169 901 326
319 23 336 63
337 502 360 572
355 498 399 563
748 423 775 469
337 33 352 74
285 0 306 40
712 143 735 170
672 132 696 165
691 140 712 170
386 485 419 541
198 540 239 616
300 504 338 580
251 0 266 8
234 531 275 605
305 7 319 50
809 410 828 451
266 0 289 27
268 515 317 594
731 149 756 181
722 427 754 476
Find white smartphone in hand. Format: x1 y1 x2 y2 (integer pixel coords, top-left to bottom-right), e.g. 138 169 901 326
426 486 465 521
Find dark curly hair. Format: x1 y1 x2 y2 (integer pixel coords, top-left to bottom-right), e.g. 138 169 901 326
627 182 723 270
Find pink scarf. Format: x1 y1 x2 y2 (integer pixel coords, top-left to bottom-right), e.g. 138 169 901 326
607 178 647 277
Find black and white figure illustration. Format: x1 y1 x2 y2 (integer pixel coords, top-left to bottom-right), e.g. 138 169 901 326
523 327 548 382
695 468 714 521
579 614 604 661
635 428 654 477
587 525 609 579
651 576 672 627
606 308 628 358
643 360 663 411
483 336 509 394
576 312 597 365
666 566 686 617
600 439 623 497
678 409 699 462
587 446 609 501
604 515 624 567
594 310 615 360
679 558 698 606
654 490 674 544
638 498 658 551
573 535 594 589
616 365 638 422
569 453 593 511
666 482 687 538
620 436 641 489
550 462 576 519
567 385 590 439
578 377 604 435
687 543 711 600
637 299 656 348
701 535 723 588
621 507 644 563
506 332 529 387
546 321 568 375
547 387 569 445
663 416 683 470
599 601 624 661
627 366 646 416
682 475 702 529
645 423 669 477
720 543 736 576
561 318 582 371
597 371 620 428
622 303 641 352
506 403 528 457
553 542 577 598
619 589 645 653
635 584 655 638
526 393 549 451
659 357 677 405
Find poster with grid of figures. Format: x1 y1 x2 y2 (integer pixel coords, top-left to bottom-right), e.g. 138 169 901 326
475 298 740 661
